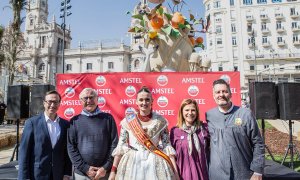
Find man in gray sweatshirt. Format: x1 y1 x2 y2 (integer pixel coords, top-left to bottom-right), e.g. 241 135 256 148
206 79 264 180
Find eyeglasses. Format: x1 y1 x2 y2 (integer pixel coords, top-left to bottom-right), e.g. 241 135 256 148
44 100 60 105
81 96 96 102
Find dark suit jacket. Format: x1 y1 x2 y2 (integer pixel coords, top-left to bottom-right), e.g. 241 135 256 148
18 113 72 180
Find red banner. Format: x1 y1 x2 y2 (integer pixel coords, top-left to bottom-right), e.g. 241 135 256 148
56 72 240 129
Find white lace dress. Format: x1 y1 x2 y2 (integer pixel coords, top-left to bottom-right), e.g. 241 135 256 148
112 112 176 180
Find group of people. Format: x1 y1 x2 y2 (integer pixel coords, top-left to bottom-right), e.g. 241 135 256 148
18 79 265 180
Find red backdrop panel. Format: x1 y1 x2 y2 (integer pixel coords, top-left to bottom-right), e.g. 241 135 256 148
56 72 240 130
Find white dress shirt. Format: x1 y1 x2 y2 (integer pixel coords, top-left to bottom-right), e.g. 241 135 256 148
44 113 61 148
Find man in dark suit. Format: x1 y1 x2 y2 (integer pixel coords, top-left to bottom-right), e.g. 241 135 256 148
18 90 72 180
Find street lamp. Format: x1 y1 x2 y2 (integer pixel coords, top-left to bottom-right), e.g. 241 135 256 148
60 0 72 73
251 30 258 81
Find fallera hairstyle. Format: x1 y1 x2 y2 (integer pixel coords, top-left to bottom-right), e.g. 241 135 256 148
136 86 153 99
44 90 61 102
213 79 232 94
79 88 98 100
176 98 201 128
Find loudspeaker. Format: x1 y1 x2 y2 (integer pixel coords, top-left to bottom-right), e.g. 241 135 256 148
7 85 30 119
278 83 300 120
249 82 279 119
30 84 55 116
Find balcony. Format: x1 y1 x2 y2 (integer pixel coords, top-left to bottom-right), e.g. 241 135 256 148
291 12 300 19
292 26 300 32
275 13 284 20
277 41 285 47
262 42 270 47
248 43 254 48
261 28 270 34
246 15 254 22
294 40 300 46
260 14 268 21
276 27 285 33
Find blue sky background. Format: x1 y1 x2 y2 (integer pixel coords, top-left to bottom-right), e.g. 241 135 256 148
0 0 205 48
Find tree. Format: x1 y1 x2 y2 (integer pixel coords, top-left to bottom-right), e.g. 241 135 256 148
0 0 27 85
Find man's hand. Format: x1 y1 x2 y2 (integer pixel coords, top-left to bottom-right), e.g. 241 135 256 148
86 166 99 179
250 174 262 180
94 167 107 180
108 171 116 180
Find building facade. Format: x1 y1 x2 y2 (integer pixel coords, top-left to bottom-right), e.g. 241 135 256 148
203 0 300 93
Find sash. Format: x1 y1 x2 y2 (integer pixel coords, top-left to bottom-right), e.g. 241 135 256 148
126 113 175 172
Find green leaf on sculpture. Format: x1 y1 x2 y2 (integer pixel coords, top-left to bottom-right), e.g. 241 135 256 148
157 7 164 15
178 23 186 29
194 20 201 25
132 14 143 20
195 44 205 49
185 24 191 29
170 29 180 38
128 27 135 33
140 20 145 27
162 25 172 35
164 13 172 21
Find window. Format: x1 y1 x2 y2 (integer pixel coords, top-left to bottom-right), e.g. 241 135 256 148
232 37 237 46
277 37 283 43
243 0 252 5
40 36 46 48
293 34 299 42
257 0 267 3
261 22 267 30
272 0 282 2
216 38 222 45
215 18 222 23
230 0 234 6
39 63 45 72
262 36 268 43
292 22 298 28
216 26 222 33
108 62 114 69
276 21 282 29
214 1 221 8
295 65 300 70
87 63 92 70
209 40 213 46
234 66 238 71
264 65 269 69
206 4 211 11
218 65 223 71
134 59 140 69
30 19 33 25
291 8 296 15
66 64 72 71
250 65 255 71
278 77 288 82
247 23 252 32
231 24 236 33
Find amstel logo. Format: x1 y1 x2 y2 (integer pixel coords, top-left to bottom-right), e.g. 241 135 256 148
220 75 231 84
125 107 136 115
64 108 75 119
64 87 75 98
157 96 168 108
95 76 106 86
125 86 136 97
98 96 106 108
157 75 168 86
188 85 199 97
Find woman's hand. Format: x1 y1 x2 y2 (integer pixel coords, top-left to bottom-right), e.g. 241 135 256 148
108 171 116 180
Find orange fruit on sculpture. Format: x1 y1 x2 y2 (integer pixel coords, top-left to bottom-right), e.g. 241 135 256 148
150 15 164 30
189 37 195 46
171 12 185 29
195 37 204 44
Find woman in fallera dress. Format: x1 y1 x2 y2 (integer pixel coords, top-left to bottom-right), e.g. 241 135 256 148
108 86 178 180
170 98 209 180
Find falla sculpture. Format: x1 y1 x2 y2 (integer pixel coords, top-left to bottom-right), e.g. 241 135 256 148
129 0 211 72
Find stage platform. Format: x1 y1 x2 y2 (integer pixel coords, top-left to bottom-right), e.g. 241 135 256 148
0 160 300 179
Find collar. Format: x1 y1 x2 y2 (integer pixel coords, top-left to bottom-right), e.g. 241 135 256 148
218 102 234 114
44 112 60 123
81 106 102 116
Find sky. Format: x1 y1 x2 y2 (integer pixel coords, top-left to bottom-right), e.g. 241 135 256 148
0 0 205 48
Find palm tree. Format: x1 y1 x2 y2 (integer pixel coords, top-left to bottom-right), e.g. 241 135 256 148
0 0 27 85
